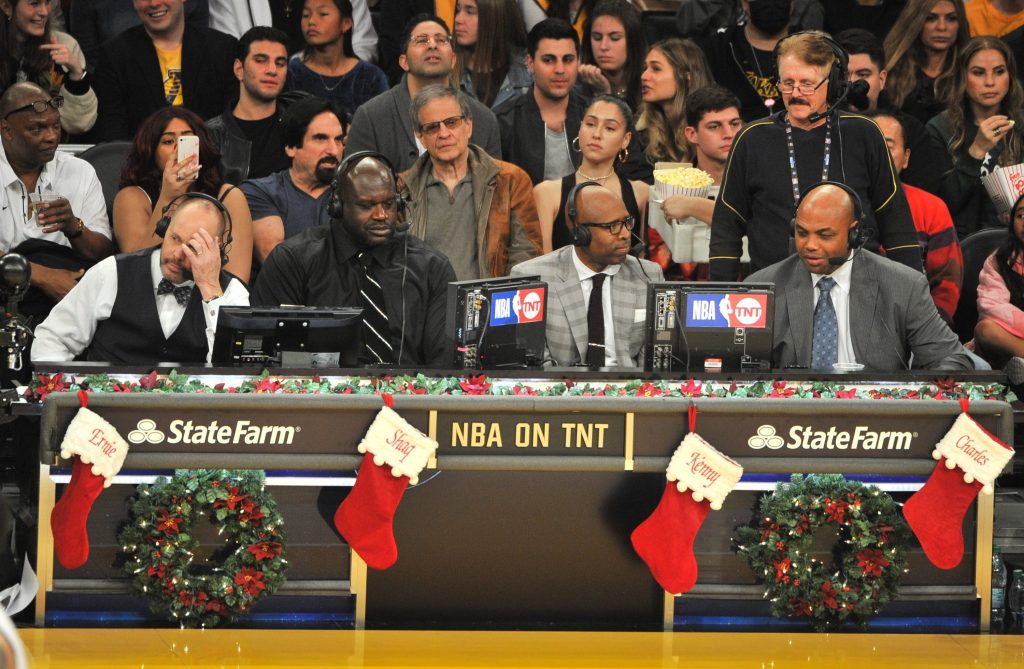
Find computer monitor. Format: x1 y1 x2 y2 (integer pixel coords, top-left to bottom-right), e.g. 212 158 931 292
644 282 775 374
446 276 547 369
212 306 363 367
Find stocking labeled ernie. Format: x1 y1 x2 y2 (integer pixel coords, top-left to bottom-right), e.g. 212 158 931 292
334 401 438 570
903 404 1014 570
50 392 130 570
631 416 743 595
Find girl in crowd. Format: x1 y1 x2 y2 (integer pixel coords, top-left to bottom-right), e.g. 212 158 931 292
533 95 647 253
577 0 646 112
974 192 1024 382
454 0 531 109
113 108 254 284
883 0 969 125
285 0 387 119
0 0 96 135
927 37 1024 238
636 38 713 165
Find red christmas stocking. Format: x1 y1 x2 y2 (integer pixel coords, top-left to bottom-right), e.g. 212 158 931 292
50 402 129 570
631 432 743 594
334 405 438 570
904 411 1014 570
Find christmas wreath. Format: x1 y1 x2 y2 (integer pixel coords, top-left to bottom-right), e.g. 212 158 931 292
737 474 911 631
118 469 287 627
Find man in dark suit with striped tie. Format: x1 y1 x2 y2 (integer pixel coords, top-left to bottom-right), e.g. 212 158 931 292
251 152 457 366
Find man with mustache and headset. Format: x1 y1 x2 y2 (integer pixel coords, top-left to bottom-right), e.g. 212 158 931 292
709 31 923 282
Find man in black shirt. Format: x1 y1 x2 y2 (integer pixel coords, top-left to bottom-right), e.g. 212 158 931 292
251 153 457 367
709 31 921 280
207 26 292 186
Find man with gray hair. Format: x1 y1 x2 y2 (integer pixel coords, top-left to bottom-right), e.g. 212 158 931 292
400 85 542 279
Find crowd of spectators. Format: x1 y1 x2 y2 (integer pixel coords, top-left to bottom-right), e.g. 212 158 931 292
9 0 1024 375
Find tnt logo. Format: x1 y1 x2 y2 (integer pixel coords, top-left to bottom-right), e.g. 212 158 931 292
732 296 766 327
128 419 165 445
748 425 784 450
491 288 545 326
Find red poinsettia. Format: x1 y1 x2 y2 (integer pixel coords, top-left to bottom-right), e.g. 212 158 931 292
138 371 160 390
111 382 136 393
635 382 663 397
247 541 283 561
791 598 813 617
459 375 491 395
769 381 795 398
825 500 849 524
214 485 249 511
155 509 181 534
760 521 780 541
25 372 68 402
679 379 703 397
856 548 890 578
820 581 839 609
834 387 858 399
773 558 792 581
253 377 283 394
794 514 811 536
239 501 266 525
512 384 537 396
147 564 165 578
234 568 266 596
206 599 229 616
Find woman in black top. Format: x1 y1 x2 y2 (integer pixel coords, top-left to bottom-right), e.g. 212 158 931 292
533 95 647 251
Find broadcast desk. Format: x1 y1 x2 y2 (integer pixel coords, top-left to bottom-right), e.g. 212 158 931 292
26 365 1015 632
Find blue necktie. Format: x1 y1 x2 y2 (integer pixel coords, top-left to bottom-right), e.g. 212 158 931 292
811 276 838 370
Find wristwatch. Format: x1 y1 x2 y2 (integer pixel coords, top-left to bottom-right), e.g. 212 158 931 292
66 218 85 239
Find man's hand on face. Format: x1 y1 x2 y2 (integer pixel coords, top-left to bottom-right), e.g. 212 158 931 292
179 227 223 301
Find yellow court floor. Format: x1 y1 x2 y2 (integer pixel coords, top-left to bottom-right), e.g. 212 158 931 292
15 629 1024 669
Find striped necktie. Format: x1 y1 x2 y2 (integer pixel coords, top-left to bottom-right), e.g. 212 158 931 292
358 252 394 364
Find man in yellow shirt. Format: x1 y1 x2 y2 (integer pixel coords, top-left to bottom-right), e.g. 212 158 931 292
966 0 1024 37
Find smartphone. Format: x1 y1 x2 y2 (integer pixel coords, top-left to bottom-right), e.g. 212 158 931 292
177 135 200 180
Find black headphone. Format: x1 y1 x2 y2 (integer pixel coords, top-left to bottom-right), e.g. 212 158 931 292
327 150 407 220
566 180 604 247
791 180 866 250
773 31 853 108
155 191 234 264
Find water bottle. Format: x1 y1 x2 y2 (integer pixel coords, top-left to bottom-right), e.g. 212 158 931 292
993 547 1008 629
1009 569 1024 631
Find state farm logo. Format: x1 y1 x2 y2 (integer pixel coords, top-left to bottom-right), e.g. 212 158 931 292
123 418 299 446
748 424 913 451
129 419 165 444
733 297 765 326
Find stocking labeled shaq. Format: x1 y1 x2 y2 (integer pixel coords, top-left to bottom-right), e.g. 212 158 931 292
334 404 438 570
631 431 743 595
903 409 1014 570
51 397 130 570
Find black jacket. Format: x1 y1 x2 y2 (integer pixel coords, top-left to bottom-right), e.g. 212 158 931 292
251 224 457 367
493 88 653 185
702 24 781 123
94 22 237 141
207 101 288 186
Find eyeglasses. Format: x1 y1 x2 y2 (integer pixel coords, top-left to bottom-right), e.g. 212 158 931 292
777 79 828 96
581 216 635 235
409 33 451 47
419 115 466 136
3 96 64 119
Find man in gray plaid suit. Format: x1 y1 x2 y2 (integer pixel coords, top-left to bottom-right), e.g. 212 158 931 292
510 183 664 367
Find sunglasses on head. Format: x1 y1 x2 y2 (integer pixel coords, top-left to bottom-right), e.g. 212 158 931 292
3 96 64 119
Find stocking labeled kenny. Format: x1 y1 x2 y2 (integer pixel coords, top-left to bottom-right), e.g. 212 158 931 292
334 403 438 569
904 407 1014 570
632 429 743 594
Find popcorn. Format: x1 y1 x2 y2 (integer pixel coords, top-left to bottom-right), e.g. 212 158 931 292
653 167 714 202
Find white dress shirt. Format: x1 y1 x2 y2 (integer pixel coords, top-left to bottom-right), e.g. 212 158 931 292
571 249 620 366
810 253 856 365
0 147 111 252
31 250 249 363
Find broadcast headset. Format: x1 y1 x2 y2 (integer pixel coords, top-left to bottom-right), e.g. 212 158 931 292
327 150 408 228
790 180 867 265
772 31 870 123
565 180 605 247
155 191 234 265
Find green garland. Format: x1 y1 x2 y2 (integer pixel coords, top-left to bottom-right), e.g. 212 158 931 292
737 474 911 631
118 469 287 628
23 370 1015 403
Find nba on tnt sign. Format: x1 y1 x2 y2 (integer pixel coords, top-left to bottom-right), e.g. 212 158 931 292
686 293 769 328
490 288 546 326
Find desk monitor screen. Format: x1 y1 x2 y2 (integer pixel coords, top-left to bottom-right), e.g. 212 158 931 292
644 282 775 373
212 306 363 367
446 276 547 369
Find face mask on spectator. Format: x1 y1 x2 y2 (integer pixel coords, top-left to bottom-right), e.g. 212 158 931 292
748 0 791 35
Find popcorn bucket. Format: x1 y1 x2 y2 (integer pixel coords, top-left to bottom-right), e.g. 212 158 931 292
981 163 1024 214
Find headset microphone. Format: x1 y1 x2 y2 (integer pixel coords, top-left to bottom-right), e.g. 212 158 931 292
806 79 867 125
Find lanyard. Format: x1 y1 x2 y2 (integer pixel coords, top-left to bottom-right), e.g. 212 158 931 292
784 115 832 209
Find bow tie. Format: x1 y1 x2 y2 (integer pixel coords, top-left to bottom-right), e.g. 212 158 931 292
157 278 193 306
